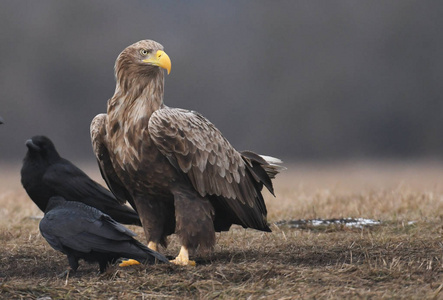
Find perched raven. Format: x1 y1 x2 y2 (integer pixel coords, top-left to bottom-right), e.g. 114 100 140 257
21 135 141 226
40 196 169 273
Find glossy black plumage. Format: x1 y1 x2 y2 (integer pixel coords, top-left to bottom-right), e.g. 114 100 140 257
21 135 141 226
40 197 168 273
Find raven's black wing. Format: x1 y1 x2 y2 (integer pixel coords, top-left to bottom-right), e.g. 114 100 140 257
40 198 168 263
42 160 141 226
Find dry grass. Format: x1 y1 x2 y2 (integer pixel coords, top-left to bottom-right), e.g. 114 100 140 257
1 161 443 299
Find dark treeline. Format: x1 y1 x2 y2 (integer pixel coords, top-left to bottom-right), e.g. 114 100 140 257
1 1 442 162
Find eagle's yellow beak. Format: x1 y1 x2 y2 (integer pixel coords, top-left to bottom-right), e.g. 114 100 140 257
143 50 171 74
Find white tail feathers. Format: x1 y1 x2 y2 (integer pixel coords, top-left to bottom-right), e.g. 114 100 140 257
259 155 283 166
258 155 286 179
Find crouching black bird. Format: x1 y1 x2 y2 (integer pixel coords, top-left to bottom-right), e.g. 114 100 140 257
40 196 169 274
21 135 141 226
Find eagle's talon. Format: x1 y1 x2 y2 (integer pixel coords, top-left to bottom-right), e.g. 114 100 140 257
170 246 196 266
119 259 141 267
170 258 196 267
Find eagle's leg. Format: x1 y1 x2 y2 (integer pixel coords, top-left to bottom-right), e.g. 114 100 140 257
119 196 169 269
133 195 171 246
170 246 195 266
171 186 215 266
148 241 159 251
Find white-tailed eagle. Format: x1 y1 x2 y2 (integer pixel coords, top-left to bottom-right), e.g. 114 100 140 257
91 40 284 266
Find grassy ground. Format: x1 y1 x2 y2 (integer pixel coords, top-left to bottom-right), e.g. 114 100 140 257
1 161 443 299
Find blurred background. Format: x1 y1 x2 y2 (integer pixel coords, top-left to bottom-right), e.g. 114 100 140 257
1 1 443 164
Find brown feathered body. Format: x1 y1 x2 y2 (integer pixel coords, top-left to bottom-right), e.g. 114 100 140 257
91 40 284 254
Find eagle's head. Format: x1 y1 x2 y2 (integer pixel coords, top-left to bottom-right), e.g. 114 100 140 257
111 40 171 106
115 40 171 81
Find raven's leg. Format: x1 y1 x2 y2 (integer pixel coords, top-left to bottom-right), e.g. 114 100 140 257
68 254 78 272
98 259 109 273
57 255 79 278
67 255 79 271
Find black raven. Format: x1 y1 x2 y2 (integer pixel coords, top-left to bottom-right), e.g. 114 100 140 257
21 135 141 226
40 196 169 273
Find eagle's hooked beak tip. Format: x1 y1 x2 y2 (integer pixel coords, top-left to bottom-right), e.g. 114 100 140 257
143 50 171 75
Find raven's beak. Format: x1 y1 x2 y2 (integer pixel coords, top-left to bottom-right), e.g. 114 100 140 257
25 139 40 151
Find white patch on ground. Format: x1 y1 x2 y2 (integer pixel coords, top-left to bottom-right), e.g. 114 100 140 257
342 218 381 228
275 218 382 229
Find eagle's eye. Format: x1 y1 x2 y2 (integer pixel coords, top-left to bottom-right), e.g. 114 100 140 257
140 49 149 56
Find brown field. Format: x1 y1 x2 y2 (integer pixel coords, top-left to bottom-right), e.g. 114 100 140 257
1 161 443 299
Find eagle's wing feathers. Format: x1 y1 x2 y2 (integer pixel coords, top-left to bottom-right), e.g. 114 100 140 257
149 108 244 198
149 108 269 229
90 114 135 209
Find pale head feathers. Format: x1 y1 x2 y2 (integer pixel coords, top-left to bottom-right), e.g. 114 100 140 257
112 40 166 104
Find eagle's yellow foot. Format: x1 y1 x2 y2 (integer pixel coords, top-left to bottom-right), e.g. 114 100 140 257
148 241 158 252
170 246 196 266
119 259 140 267
170 257 196 266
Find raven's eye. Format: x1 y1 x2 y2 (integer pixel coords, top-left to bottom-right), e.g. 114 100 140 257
140 49 148 56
